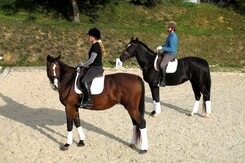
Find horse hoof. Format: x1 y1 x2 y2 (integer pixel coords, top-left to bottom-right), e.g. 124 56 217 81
188 112 194 116
60 144 69 151
204 113 210 118
130 144 136 149
139 150 147 154
150 111 156 116
150 111 159 117
150 111 159 118
77 140 85 147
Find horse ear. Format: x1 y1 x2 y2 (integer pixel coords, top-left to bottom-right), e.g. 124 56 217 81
130 37 134 41
136 37 138 41
47 55 51 61
57 55 61 60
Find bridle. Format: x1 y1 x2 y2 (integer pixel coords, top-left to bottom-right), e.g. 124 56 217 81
123 42 154 70
48 61 60 90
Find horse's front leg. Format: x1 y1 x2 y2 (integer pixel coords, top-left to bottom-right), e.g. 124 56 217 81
149 84 161 117
60 116 73 151
60 106 85 151
74 117 85 147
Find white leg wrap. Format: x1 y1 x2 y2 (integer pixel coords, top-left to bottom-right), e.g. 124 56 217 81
140 128 148 151
206 101 211 113
67 131 73 144
130 125 137 145
153 100 161 114
77 126 85 140
192 101 200 113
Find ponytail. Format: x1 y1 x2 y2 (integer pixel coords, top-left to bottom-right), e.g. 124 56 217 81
98 39 106 57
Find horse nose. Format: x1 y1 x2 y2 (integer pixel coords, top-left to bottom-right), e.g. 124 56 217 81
53 79 59 90
120 55 125 62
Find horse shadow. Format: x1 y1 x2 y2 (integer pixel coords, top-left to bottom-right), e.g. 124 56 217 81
0 93 131 150
144 96 203 117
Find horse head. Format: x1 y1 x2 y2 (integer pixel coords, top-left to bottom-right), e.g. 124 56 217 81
46 55 61 90
120 37 139 62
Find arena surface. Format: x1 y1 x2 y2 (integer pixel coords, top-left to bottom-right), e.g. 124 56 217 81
0 67 244 162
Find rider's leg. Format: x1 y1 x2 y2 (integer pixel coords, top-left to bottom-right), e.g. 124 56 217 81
159 53 175 87
80 81 92 109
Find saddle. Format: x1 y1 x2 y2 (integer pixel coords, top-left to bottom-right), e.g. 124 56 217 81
75 70 105 95
154 55 178 73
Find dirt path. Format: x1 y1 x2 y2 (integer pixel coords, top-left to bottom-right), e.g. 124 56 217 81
0 67 244 163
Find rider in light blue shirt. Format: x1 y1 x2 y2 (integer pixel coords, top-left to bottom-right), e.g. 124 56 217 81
156 21 178 86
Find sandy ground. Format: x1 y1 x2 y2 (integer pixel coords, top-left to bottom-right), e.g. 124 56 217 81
0 67 244 163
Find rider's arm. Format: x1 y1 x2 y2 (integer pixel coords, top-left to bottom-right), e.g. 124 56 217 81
82 52 97 67
162 34 178 55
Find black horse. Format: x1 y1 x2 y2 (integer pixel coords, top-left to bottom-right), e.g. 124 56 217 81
120 37 211 117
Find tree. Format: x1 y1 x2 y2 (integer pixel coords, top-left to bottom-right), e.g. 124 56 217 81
71 0 80 22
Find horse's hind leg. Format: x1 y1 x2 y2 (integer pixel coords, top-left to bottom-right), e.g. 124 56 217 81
128 110 148 152
190 82 202 116
202 87 211 117
129 123 139 148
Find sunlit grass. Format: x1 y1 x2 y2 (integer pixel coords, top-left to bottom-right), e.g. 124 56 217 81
0 1 244 70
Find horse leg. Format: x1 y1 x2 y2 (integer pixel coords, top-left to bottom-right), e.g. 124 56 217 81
190 82 201 116
128 110 148 153
149 84 161 116
61 106 84 150
60 117 73 151
202 87 211 118
74 117 85 147
129 123 139 148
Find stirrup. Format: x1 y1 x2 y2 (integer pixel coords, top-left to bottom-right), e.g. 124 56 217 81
82 101 92 109
160 80 166 87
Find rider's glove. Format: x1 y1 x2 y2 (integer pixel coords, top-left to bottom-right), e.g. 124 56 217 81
156 46 162 52
76 63 84 67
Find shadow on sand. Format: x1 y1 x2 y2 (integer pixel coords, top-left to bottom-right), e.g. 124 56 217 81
0 93 131 150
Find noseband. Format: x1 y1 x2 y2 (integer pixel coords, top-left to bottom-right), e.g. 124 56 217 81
48 62 60 88
123 42 153 70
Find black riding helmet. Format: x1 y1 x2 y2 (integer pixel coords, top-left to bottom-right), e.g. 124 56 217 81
87 27 101 40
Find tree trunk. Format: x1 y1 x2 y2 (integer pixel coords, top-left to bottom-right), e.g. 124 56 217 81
71 0 80 22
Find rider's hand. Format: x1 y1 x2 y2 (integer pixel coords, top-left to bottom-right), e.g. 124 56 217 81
76 63 84 67
156 46 162 52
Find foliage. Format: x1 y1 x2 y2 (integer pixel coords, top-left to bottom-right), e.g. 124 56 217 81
0 1 244 71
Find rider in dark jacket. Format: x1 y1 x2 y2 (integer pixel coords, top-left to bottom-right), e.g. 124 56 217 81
77 27 105 108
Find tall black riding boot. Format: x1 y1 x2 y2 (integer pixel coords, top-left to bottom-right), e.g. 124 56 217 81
160 67 166 87
81 82 92 109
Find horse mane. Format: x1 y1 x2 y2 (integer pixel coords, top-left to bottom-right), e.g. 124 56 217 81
57 59 77 88
134 39 156 55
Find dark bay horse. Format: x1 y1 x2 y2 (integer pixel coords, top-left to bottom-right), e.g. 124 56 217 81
46 55 148 153
120 37 211 117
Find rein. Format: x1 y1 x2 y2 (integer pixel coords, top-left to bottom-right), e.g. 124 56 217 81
49 61 76 103
60 69 77 103
125 42 154 70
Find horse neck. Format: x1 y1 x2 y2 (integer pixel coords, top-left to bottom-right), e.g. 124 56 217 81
136 43 155 68
58 61 76 84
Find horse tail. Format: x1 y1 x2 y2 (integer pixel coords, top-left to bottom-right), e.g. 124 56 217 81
202 62 211 113
138 76 145 118
136 76 146 142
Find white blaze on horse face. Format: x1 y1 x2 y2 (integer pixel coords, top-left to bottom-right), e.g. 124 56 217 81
127 43 131 48
52 64 59 88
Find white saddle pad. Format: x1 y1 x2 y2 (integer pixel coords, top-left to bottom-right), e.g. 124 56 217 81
154 55 178 73
75 72 105 95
